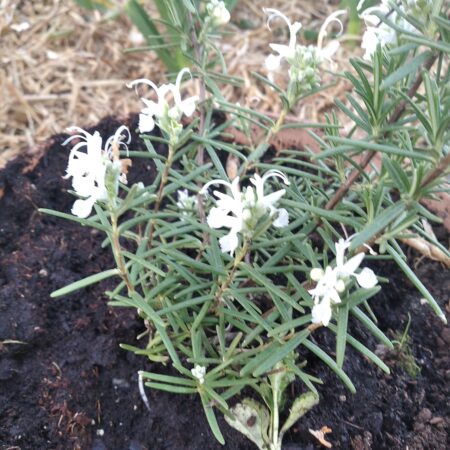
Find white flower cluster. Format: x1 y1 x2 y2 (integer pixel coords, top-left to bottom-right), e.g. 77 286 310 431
64 126 131 218
176 189 198 218
206 0 230 26
201 170 290 256
358 0 417 60
128 68 198 140
309 237 378 326
264 8 345 90
191 364 206 384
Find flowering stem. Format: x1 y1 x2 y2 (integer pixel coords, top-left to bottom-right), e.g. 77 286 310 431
214 240 250 306
148 143 175 249
266 109 287 144
111 213 134 294
187 11 208 241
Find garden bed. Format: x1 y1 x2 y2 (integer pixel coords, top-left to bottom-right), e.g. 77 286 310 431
0 117 448 450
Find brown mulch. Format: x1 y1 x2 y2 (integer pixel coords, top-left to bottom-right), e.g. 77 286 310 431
0 0 355 167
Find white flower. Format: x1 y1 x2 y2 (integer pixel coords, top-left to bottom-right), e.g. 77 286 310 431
359 0 417 60
333 237 378 288
316 10 346 63
191 365 206 384
63 126 131 218
176 189 198 217
264 8 345 72
207 0 230 26
309 236 378 326
128 68 199 135
263 8 302 71
250 171 290 228
200 170 290 255
311 295 332 327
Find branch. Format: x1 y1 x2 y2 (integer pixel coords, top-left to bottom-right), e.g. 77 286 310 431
325 53 438 211
420 152 450 189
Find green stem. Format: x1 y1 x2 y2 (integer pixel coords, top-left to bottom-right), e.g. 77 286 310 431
148 143 175 249
265 109 287 144
214 240 250 305
111 213 134 294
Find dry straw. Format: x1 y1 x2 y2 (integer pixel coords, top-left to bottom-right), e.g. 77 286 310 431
0 0 353 167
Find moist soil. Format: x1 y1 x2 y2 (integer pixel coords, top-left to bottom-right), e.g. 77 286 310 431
0 117 449 450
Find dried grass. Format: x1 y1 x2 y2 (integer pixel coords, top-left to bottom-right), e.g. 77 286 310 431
0 0 358 167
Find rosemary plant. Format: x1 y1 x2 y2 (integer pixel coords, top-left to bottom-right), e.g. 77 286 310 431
44 1 448 448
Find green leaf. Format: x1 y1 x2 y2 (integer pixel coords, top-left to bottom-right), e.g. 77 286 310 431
302 340 356 393
39 208 109 232
140 370 196 387
253 330 310 377
336 303 349 369
122 251 166 277
351 306 393 348
145 381 196 394
127 292 166 328
387 245 447 324
350 202 406 250
404 34 450 54
163 248 226 275
381 51 432 89
328 324 390 373
318 137 434 162
51 269 120 298
201 393 225 445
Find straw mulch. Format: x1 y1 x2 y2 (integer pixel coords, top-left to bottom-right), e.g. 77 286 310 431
0 0 356 167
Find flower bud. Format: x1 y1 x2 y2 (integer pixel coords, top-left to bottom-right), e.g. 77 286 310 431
310 268 324 282
207 0 230 26
335 279 346 293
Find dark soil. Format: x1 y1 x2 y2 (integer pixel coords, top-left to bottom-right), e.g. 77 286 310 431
0 116 449 450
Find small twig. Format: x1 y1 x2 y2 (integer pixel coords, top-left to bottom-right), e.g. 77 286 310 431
325 53 438 211
420 152 450 189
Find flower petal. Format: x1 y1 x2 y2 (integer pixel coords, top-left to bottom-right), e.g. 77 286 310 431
71 197 96 218
265 53 282 71
341 252 365 277
219 232 239 255
207 208 240 230
269 43 295 59
311 298 332 326
356 267 378 289
262 189 286 208
179 96 199 117
273 208 289 228
138 113 155 133
320 40 340 61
